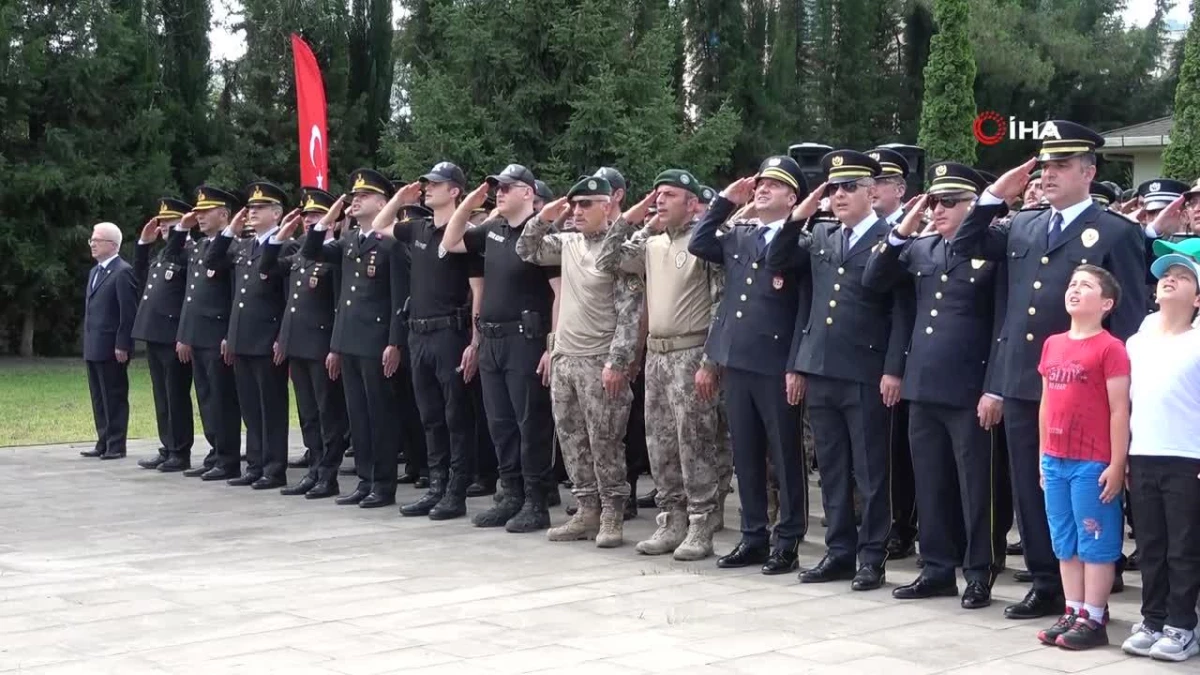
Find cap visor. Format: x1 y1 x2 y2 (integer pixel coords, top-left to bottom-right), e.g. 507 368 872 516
485 175 513 186
420 173 450 183
1151 253 1200 279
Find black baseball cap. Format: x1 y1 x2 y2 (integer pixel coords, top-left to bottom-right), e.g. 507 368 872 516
534 180 554 202
420 161 466 188
592 167 627 193
486 164 536 189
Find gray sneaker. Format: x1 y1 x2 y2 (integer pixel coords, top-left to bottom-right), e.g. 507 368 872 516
1150 626 1200 662
1122 623 1163 657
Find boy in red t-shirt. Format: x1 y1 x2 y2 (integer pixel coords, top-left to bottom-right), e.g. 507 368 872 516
1035 264 1131 650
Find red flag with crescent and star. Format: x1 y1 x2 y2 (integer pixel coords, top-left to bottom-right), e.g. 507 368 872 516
291 33 328 190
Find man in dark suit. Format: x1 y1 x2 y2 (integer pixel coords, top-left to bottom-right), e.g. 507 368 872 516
132 198 195 471
266 187 349 498
81 222 139 460
176 186 243 481
863 162 1000 609
302 169 411 508
951 121 1147 619
689 155 811 575
207 181 297 490
767 150 912 592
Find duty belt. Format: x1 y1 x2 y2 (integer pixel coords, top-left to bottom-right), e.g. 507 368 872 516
645 332 707 353
408 315 465 334
476 319 523 339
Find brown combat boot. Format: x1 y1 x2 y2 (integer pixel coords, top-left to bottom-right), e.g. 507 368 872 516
635 508 687 555
595 497 625 548
674 513 715 561
547 494 601 541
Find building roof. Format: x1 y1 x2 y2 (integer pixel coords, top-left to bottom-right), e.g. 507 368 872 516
1099 115 1172 150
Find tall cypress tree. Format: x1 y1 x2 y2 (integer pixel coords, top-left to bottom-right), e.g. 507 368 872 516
1163 2 1200 180
918 0 976 163
158 0 213 192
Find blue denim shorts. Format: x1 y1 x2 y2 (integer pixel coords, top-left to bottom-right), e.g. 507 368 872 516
1041 455 1124 564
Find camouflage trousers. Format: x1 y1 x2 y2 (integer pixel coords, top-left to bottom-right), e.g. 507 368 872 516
645 346 731 515
551 354 632 501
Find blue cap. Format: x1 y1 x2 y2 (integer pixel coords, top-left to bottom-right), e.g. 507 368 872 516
1151 253 1200 280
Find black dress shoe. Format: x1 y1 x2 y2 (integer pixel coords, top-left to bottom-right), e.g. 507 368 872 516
251 476 286 490
1005 540 1024 556
799 554 856 583
398 473 419 485
287 450 312 469
359 492 396 508
306 481 339 499
885 537 916 560
280 476 317 496
636 489 658 509
1004 588 1063 620
138 455 167 469
99 451 126 460
762 547 800 575
414 476 430 489
961 580 992 609
157 456 190 472
226 474 262 487
1013 569 1033 583
851 563 886 591
183 466 209 478
80 448 104 458
892 575 956 600
200 466 235 481
716 542 770 569
335 487 369 505
1127 549 1140 571
466 477 496 498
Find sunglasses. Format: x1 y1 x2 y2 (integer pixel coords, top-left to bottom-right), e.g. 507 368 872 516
496 183 531 195
822 182 865 198
928 195 972 209
571 199 606 209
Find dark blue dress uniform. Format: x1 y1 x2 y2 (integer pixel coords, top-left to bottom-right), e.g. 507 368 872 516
176 186 243 479
206 182 297 489
768 150 912 585
263 192 349 497
132 198 195 469
689 155 810 571
302 169 411 505
950 122 1147 608
864 162 1000 597
82 248 138 460
392 193 481 520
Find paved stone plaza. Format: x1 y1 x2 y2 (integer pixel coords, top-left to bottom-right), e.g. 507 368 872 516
0 437 1182 674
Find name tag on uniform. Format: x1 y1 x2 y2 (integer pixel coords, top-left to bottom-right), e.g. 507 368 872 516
488 231 505 243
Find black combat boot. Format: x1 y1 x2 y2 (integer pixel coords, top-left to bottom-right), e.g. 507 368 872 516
429 471 469 520
506 483 551 533
400 469 446 517
473 478 523 527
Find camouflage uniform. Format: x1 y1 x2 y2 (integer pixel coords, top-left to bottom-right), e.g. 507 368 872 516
517 214 643 545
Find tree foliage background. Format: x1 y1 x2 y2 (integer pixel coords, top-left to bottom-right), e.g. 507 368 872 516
0 0 1186 355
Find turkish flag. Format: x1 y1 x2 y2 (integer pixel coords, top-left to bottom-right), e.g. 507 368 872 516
291 34 328 190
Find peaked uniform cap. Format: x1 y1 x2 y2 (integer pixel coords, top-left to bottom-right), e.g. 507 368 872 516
820 150 882 184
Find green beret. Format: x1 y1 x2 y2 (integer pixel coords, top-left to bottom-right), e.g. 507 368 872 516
653 169 700 196
698 185 716 204
566 176 613 200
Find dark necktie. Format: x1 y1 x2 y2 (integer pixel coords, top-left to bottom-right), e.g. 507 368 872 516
1047 211 1064 249
90 265 102 290
941 238 951 268
755 226 768 255
841 227 853 257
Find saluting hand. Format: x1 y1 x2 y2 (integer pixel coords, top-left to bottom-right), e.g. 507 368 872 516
622 189 658 225
1148 195 1186 236
139 217 161 244
278 209 303 240
989 158 1038 203
317 195 347 229
180 211 199 230
720 177 756 206
229 208 248 236
895 194 928 238
539 197 571 223
790 182 828 222
462 182 491 212
396 181 423 207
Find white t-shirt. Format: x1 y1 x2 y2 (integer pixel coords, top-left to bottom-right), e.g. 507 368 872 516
1127 314 1200 459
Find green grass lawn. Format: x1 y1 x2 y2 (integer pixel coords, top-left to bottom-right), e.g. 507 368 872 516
0 357 297 447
